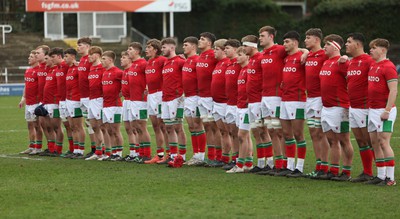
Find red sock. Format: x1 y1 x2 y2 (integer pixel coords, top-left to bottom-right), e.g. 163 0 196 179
265 143 273 159
56 142 63 154
256 144 264 159
170 144 178 154
285 139 296 158
316 160 321 171
48 141 55 153
282 159 288 169
222 153 230 164
360 146 374 176
275 158 282 169
386 159 395 167
231 152 238 162
36 141 43 149
95 147 103 156
197 132 206 153
139 144 144 157
330 165 340 176
156 147 164 155
207 145 216 160
215 146 222 161
146 147 152 158
68 138 73 149
71 143 77 153
178 145 186 156
297 140 306 159
29 142 35 149
191 132 199 154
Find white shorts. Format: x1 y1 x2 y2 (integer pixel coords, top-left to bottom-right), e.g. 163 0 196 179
148 91 162 118
184 95 200 118
261 96 281 118
80 97 90 116
248 102 263 128
88 97 103 120
66 99 83 118
198 97 214 121
44 104 60 119
212 102 227 122
225 105 237 125
237 108 250 131
349 107 369 128
321 106 349 133
130 101 148 121
25 104 38 122
59 101 68 121
368 108 397 133
161 97 184 122
102 106 122 124
122 100 131 122
280 101 306 120
306 97 322 119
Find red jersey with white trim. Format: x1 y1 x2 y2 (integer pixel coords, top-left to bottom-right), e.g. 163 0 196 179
145 56 167 94
102 66 123 107
225 58 241 106
247 52 263 103
182 55 199 97
66 65 80 101
368 59 398 109
346 54 374 109
55 61 69 101
88 64 105 100
162 55 185 101
261 45 286 97
24 66 39 105
211 57 230 103
282 51 306 102
121 68 130 100
319 56 350 108
37 62 48 103
305 49 328 98
129 58 147 101
43 66 59 104
237 66 249 109
78 55 91 98
196 49 218 97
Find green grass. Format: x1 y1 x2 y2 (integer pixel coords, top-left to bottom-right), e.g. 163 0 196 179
0 96 399 218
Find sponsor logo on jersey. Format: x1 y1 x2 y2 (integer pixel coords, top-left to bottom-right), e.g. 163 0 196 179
320 70 331 76
196 62 209 68
305 61 318 66
347 70 362 76
368 75 380 82
162 68 174 74
102 80 113 85
283 67 297 72
261 58 273 64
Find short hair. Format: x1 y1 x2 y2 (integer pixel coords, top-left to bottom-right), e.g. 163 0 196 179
129 42 142 53
369 38 390 49
258 26 277 37
241 35 258 44
161 37 176 46
48 47 64 58
88 46 103 56
183 36 198 45
146 39 162 56
323 34 344 48
77 37 92 46
121 51 129 57
224 39 241 48
30 50 36 54
36 45 50 55
283 31 300 42
305 28 323 40
200 32 216 45
348 32 366 45
64 48 77 56
102 50 116 61
214 39 227 50
236 46 246 55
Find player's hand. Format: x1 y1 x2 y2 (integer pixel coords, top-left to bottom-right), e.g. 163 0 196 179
143 89 148 95
300 52 308 64
381 111 389 121
19 98 25 108
178 54 186 59
338 55 348 63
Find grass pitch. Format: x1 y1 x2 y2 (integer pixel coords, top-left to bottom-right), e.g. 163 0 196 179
0 96 399 218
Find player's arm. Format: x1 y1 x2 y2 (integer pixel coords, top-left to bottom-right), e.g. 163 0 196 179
19 88 26 108
381 79 398 120
299 48 309 64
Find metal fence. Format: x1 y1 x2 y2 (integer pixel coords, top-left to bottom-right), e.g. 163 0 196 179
0 66 28 84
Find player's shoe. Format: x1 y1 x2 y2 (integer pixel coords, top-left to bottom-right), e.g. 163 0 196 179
267 167 280 176
207 160 225 168
168 155 184 168
50 151 60 157
156 154 171 164
304 170 318 178
222 160 236 170
226 165 244 173
101 155 114 161
384 179 397 186
85 154 101 160
97 155 110 161
365 176 386 185
70 153 84 159
124 155 137 162
255 165 273 175
185 156 199 165
20 148 34 154
29 148 42 155
310 170 326 179
350 172 373 183
274 168 292 177
38 149 52 156
243 165 254 173
111 155 123 161
83 151 95 159
144 155 162 164
248 166 263 173
318 171 336 180
286 169 304 178
60 151 73 158
331 173 351 181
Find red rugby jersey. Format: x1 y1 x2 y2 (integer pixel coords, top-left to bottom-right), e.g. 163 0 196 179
237 66 249 109
88 63 105 100
305 49 328 98
78 55 91 98
42 66 59 104
282 51 306 102
225 58 241 106
145 56 167 94
37 62 48 103
129 58 147 101
66 65 80 101
121 68 130 100
182 55 199 97
55 61 69 101
24 66 39 105
102 66 123 107
162 55 185 101
261 44 286 97
246 52 263 103
319 56 350 108
211 57 230 103
196 49 218 97
346 54 374 109
368 59 398 109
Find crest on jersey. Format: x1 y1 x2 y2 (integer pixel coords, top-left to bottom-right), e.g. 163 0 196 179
108 72 111 78
358 60 362 67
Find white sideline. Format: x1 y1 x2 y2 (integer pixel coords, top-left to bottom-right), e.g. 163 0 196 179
0 154 44 160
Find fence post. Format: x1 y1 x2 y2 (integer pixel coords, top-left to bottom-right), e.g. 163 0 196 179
1 25 13 45
5 67 8 84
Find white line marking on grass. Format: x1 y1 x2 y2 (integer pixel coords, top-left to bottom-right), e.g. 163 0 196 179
0 154 44 161
0 129 26 133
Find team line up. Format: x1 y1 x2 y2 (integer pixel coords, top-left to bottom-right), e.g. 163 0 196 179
19 26 398 186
